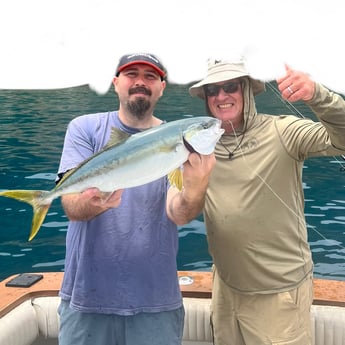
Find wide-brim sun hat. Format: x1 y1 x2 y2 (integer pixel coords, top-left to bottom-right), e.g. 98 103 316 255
189 58 265 99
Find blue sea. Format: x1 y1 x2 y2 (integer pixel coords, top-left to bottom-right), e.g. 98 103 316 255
0 83 345 282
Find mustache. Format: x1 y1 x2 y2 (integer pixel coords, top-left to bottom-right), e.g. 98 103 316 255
128 86 152 96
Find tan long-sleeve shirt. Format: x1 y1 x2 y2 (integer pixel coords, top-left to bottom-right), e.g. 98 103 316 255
204 84 345 294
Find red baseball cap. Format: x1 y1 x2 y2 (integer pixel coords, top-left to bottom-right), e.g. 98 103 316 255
116 53 166 79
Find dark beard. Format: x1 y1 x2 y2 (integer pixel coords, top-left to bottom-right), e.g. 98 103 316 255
126 86 152 118
126 97 151 118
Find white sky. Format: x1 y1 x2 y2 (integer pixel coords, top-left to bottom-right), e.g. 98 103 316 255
1 0 344 94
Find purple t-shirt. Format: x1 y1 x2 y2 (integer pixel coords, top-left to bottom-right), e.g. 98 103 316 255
58 111 182 315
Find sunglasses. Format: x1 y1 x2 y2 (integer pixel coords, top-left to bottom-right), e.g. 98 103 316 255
204 81 240 97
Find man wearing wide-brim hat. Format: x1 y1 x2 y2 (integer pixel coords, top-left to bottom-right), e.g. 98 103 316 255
189 57 345 345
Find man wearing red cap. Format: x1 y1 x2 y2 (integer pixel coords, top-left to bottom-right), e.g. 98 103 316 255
56 53 215 345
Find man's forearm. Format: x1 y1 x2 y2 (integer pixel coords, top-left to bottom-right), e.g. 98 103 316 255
61 189 123 221
167 186 206 225
167 152 215 225
61 194 103 221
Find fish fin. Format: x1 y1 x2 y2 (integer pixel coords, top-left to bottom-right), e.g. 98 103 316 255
0 190 51 241
29 203 50 241
55 128 131 189
168 168 183 191
105 127 131 148
56 168 76 187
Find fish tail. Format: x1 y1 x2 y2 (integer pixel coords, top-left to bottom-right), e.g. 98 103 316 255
0 190 51 241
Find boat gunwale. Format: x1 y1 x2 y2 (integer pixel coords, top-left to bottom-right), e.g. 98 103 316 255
1 271 345 318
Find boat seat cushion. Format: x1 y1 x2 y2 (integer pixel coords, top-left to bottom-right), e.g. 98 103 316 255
312 305 345 345
32 297 60 338
1 296 345 345
0 300 39 345
183 298 212 344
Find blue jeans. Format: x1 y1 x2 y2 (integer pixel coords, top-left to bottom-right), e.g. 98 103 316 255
58 300 185 345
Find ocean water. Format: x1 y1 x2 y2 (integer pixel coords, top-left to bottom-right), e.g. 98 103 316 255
0 83 345 281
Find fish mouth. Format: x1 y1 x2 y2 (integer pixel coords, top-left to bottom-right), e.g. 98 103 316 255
183 137 197 153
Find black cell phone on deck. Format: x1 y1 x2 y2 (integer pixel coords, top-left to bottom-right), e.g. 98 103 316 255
5 273 43 288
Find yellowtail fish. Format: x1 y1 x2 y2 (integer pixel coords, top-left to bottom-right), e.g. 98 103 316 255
0 116 224 241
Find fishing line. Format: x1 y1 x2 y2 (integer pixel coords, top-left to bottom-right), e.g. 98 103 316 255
226 119 308 226
266 82 345 171
226 88 345 250
265 82 345 249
